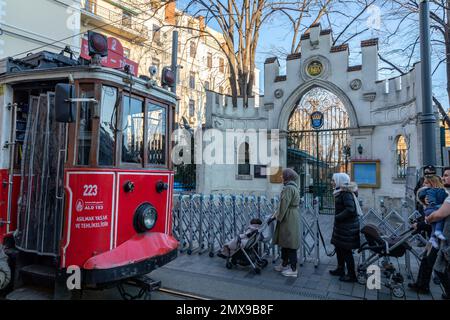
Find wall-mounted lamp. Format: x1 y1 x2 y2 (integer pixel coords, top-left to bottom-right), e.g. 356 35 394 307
357 144 363 155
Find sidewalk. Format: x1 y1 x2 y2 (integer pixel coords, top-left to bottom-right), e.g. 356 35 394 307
149 215 444 300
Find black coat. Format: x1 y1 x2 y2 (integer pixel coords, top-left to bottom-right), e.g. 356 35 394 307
331 189 360 250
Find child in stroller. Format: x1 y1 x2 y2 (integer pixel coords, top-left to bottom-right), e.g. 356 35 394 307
217 217 273 274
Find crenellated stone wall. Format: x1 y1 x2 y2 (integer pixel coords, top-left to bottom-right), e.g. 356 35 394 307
198 23 440 210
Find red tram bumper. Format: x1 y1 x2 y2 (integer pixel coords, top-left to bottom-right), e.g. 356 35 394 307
81 232 178 285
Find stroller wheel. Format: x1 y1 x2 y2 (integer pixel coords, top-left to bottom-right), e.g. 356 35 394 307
209 252 214 258
258 259 268 269
226 262 233 269
187 249 192 255
392 285 405 298
357 272 367 285
254 267 261 275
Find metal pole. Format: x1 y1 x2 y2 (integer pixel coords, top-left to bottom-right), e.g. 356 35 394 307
171 30 179 96
419 0 437 166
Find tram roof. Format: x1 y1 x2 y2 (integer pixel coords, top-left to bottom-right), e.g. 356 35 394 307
0 51 177 106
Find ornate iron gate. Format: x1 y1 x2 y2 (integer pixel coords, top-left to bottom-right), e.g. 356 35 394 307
287 87 351 214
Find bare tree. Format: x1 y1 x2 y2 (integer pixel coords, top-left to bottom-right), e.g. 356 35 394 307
178 0 312 107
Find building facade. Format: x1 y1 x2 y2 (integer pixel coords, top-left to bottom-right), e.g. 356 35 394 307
80 0 231 128
0 0 81 59
198 24 440 211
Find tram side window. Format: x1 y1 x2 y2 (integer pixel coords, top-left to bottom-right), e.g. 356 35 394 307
99 86 117 166
147 103 166 165
77 84 95 165
122 95 144 164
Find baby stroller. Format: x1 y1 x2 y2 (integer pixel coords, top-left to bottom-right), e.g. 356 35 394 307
357 224 416 298
219 217 274 274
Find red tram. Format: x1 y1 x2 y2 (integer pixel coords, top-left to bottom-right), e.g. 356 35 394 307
0 32 178 298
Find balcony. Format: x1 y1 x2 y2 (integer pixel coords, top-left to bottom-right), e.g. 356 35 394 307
81 1 149 42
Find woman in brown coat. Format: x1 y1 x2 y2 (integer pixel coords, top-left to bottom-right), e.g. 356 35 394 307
272 168 301 277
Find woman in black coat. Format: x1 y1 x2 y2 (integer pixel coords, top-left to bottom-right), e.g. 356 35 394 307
329 173 360 282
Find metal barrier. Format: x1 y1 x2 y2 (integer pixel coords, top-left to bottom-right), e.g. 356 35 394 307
172 194 424 274
172 193 321 266
299 196 320 267
172 194 280 256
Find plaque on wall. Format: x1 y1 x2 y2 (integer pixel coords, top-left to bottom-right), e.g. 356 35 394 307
269 167 283 184
351 160 380 188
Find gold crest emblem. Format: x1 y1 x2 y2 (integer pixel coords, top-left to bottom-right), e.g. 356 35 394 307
307 61 323 77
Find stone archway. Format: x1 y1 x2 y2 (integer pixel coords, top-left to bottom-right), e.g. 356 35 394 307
277 79 359 131
282 82 355 214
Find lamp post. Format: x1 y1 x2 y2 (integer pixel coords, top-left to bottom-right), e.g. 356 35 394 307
419 0 437 166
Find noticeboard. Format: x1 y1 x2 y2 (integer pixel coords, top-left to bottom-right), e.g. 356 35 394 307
351 160 380 188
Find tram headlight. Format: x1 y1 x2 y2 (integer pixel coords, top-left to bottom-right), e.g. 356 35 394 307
133 203 157 233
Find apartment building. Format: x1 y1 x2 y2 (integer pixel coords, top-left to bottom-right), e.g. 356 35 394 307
80 0 231 127
0 0 81 59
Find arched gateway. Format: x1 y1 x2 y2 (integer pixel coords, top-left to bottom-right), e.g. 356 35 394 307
201 23 432 210
287 87 351 214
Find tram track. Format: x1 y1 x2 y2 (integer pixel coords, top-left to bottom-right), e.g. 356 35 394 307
157 287 212 300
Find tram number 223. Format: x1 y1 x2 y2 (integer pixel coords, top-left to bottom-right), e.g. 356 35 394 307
83 185 98 197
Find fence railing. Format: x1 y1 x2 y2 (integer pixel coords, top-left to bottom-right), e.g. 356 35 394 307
172 194 424 274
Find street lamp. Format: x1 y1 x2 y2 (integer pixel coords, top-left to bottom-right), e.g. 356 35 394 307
357 144 363 155
419 0 437 166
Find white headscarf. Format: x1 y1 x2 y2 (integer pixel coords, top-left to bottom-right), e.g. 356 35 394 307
332 173 350 195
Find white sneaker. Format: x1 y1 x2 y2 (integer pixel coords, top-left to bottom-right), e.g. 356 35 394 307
430 237 439 249
281 267 298 277
274 264 289 272
435 231 446 241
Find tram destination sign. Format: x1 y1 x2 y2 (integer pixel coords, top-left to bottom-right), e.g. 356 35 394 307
310 111 324 129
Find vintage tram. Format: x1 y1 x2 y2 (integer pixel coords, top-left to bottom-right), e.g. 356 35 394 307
0 32 178 298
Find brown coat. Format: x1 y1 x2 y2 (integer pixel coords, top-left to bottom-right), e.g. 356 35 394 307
273 181 301 249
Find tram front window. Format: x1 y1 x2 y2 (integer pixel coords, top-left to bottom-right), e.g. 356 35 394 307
147 103 166 165
77 84 95 165
122 95 144 164
99 86 117 166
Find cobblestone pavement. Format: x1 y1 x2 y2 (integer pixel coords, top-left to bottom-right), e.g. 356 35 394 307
144 215 444 300
3 215 445 300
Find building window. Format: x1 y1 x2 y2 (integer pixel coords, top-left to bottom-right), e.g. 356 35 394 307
190 41 196 58
122 11 132 28
396 135 408 179
188 21 194 34
238 142 251 175
153 24 161 43
219 57 225 73
84 0 96 13
123 47 130 58
189 72 196 89
152 57 160 73
189 99 195 117
204 81 210 91
207 52 212 69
